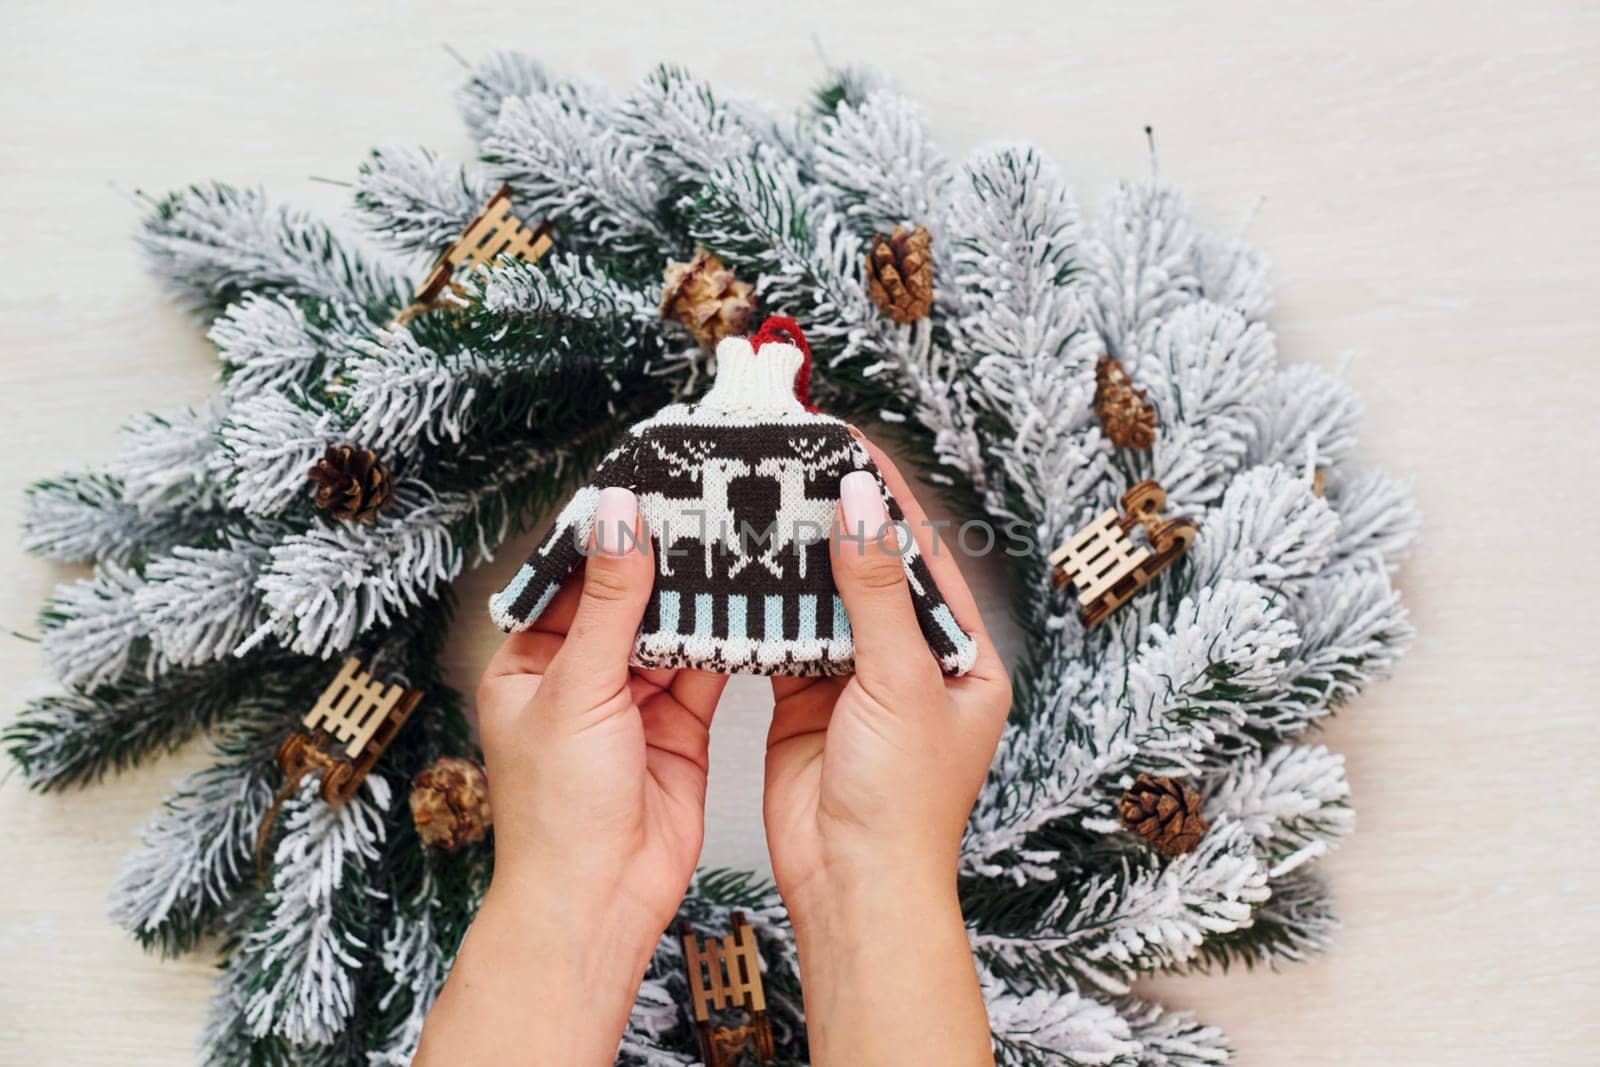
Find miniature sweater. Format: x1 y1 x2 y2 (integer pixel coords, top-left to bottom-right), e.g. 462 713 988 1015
489 319 978 677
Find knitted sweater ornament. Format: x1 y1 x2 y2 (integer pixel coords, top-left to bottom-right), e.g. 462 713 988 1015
489 317 979 677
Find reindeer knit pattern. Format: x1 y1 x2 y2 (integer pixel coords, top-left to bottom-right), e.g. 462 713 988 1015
489 329 978 677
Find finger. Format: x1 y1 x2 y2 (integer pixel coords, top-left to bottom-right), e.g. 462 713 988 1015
639 688 720 778
484 628 565 682
765 675 839 747
669 668 731 718
852 430 1007 684
542 488 653 702
769 673 814 702
852 430 983 632
640 679 728 816
832 472 939 695
528 571 585 635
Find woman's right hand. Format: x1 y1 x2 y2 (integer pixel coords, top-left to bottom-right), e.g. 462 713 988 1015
762 433 1011 1066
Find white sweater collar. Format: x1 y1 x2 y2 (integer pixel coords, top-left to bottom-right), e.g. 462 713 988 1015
698 337 806 417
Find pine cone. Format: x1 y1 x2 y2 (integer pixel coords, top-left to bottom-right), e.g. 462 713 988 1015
660 247 756 350
1094 357 1158 449
409 756 492 851
1118 774 1209 856
308 445 394 522
866 225 934 324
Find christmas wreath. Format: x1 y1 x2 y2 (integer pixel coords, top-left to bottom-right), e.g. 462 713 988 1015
7 53 1418 1064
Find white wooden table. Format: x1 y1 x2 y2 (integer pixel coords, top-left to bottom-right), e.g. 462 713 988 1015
3 2 1596 1061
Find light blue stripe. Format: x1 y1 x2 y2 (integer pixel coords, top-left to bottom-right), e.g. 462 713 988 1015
695 593 715 637
493 563 537 607
797 594 816 642
727 595 746 640
832 596 851 641
765 595 784 641
523 582 559 623
659 590 680 635
491 564 562 626
931 604 966 647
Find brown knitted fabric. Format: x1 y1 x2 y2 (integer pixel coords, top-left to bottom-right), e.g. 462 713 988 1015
490 325 977 677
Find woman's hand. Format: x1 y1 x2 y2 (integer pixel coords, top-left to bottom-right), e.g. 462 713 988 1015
417 488 727 1066
763 434 1012 1066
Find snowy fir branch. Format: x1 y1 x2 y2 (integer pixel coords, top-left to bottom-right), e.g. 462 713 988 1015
616 66 760 196
237 774 392 1046
1082 181 1203 364
685 146 878 369
483 81 673 261
7 55 1419 1064
110 700 290 954
354 146 493 256
208 293 363 402
247 422 628 659
139 183 405 321
4 653 310 791
331 255 668 456
812 88 950 236
109 404 225 514
216 388 346 516
20 472 213 566
456 49 548 142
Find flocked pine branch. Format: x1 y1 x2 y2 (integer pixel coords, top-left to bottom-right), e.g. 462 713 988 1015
1183 867 1339 973
983 968 1140 1067
215 388 344 516
354 146 493 256
616 66 759 195
483 82 672 261
21 472 212 566
208 294 359 402
110 404 225 515
110 699 288 954
139 183 405 320
811 88 950 236
1204 744 1352 874
685 146 878 369
233 775 391 1047
456 49 548 142
1082 180 1201 364
334 255 665 455
4 653 301 791
973 821 1269 995
1116 997 1230 1066
246 422 626 659
950 147 1109 555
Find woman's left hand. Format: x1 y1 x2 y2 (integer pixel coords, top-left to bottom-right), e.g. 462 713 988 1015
418 488 727 1066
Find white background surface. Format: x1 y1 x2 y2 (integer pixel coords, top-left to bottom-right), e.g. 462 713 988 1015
3 2 1598 1062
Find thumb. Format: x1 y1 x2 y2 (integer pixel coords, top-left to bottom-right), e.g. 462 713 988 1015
832 470 938 698
544 487 652 701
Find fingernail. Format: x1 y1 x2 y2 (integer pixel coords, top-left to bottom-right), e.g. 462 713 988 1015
594 487 638 557
839 470 887 533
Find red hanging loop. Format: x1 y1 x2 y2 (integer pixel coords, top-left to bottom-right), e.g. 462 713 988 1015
750 315 815 411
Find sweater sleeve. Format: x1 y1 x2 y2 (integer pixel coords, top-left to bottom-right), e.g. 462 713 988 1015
488 437 639 632
855 449 981 677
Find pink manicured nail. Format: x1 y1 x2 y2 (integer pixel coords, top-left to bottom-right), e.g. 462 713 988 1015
594 487 638 557
839 470 887 534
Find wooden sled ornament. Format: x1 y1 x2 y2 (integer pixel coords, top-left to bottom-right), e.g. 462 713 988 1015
275 657 423 803
1049 480 1197 628
678 911 776 1066
395 184 553 325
